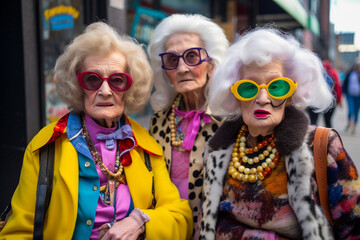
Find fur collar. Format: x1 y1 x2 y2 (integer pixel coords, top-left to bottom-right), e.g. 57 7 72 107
208 106 309 155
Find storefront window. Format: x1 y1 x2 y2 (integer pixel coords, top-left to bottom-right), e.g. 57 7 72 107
161 0 210 16
131 6 167 45
41 0 83 123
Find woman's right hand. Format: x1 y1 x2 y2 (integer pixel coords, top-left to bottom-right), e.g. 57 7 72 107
98 216 144 240
99 208 149 240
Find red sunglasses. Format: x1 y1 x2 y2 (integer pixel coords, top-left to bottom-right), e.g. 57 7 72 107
77 71 133 92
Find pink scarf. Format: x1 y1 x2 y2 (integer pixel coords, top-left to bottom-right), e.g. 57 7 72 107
174 108 211 150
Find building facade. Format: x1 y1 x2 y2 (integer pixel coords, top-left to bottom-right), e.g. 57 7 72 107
336 32 360 74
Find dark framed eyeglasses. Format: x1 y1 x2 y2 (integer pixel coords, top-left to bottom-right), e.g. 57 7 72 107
77 71 133 92
159 47 211 70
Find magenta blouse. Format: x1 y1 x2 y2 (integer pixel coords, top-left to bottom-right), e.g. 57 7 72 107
84 114 133 239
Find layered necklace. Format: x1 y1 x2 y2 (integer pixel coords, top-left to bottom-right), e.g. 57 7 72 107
81 116 125 206
228 125 279 183
169 94 184 147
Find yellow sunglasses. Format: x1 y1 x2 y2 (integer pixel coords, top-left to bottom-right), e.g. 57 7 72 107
231 77 297 101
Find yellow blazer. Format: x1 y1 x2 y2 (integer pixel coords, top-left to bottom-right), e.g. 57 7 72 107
0 114 193 240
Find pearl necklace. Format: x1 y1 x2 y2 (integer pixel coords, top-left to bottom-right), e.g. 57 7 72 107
170 94 184 147
81 116 125 183
228 125 279 183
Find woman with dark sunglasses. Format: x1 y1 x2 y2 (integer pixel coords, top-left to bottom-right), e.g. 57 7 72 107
199 27 360 239
147 14 229 238
0 22 192 240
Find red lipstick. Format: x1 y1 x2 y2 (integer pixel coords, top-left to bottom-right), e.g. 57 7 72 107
254 109 270 118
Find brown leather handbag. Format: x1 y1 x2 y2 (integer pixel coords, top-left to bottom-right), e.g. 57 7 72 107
313 126 336 226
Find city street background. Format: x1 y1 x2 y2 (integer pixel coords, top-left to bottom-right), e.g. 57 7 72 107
2 0 360 213
318 98 360 170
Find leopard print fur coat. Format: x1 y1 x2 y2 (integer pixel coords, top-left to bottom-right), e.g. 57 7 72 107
149 107 221 234
200 106 336 240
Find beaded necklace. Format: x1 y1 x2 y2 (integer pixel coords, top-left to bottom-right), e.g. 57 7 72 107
81 116 125 185
228 125 280 183
170 94 185 147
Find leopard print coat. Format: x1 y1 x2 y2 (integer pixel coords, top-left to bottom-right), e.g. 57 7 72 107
150 107 221 234
199 106 360 239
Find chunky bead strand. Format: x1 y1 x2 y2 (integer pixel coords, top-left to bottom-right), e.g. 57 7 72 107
228 126 279 183
170 94 184 147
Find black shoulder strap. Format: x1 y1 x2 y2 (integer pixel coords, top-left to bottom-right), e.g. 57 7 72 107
144 151 152 171
33 141 55 240
0 203 11 222
144 151 156 208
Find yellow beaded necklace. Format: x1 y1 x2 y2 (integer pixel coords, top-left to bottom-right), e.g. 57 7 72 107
228 125 279 183
170 94 184 147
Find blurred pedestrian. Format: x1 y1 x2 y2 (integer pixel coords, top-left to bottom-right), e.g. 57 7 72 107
342 63 360 134
307 60 342 127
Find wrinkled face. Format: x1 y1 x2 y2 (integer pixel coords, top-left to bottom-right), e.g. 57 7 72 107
239 61 288 136
163 32 214 94
81 52 127 127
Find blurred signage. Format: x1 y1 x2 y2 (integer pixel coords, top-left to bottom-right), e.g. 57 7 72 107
41 0 83 123
44 5 79 31
131 7 167 45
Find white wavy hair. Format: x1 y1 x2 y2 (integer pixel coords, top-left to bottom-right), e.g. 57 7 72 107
148 13 229 112
207 27 334 119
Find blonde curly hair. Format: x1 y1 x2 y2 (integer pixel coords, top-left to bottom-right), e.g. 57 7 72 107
54 22 153 115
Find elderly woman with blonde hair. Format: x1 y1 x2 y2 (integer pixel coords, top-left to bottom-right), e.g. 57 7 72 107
200 27 360 239
0 22 192 240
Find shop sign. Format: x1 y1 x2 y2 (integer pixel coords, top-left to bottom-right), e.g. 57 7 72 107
44 5 79 31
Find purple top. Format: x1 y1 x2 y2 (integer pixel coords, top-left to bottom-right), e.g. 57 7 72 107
170 117 190 199
84 114 132 239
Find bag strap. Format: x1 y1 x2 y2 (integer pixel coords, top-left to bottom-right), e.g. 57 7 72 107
0 203 11 231
144 151 156 208
33 141 55 240
313 126 333 226
0 203 11 222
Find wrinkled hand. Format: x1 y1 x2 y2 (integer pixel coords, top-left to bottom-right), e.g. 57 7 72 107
98 217 144 240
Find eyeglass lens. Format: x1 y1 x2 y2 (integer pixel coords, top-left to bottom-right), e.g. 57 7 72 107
267 80 290 97
237 82 258 98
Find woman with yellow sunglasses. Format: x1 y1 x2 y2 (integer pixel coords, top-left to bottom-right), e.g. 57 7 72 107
199 28 360 240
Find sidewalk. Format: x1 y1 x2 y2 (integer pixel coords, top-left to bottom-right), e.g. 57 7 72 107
317 99 360 170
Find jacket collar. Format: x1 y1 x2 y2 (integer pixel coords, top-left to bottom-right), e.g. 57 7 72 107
208 106 309 155
126 116 163 156
33 112 163 157
32 121 59 152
